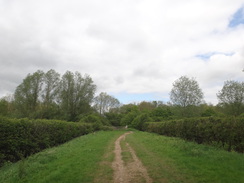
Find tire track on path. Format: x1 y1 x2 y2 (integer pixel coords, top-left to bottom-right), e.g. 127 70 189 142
112 132 153 183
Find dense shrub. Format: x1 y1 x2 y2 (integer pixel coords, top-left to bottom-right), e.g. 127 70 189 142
145 117 244 153
104 112 123 126
0 117 97 166
79 114 109 126
131 113 153 130
120 111 140 126
150 107 173 121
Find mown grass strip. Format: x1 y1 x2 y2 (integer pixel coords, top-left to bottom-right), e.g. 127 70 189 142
0 130 125 183
126 131 244 183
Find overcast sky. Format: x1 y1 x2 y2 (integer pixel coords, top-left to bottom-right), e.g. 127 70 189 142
0 0 244 104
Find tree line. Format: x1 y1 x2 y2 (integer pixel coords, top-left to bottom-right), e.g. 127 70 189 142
11 70 96 121
0 70 244 124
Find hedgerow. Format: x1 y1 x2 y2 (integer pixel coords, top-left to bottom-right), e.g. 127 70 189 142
0 117 98 166
144 117 244 153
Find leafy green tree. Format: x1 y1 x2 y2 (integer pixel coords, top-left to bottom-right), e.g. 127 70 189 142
150 106 173 121
42 69 60 105
14 70 44 117
120 108 141 126
59 71 96 121
119 104 138 114
104 112 122 126
217 80 244 116
0 95 15 117
170 76 204 117
199 103 220 117
93 92 120 115
137 101 156 112
0 98 8 116
38 69 61 119
170 76 204 107
131 113 153 130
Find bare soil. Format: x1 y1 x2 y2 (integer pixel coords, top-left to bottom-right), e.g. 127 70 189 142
112 132 153 183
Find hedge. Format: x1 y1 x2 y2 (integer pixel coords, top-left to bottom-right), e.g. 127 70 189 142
144 117 244 153
0 117 97 166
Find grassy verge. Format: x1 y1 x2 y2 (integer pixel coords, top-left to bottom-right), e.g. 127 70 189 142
0 130 125 183
126 131 244 183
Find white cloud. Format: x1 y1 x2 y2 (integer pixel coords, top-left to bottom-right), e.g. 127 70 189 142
0 0 244 104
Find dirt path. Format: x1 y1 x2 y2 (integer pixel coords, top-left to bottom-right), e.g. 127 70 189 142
112 132 153 183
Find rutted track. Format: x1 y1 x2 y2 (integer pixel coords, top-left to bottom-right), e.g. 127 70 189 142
112 132 153 183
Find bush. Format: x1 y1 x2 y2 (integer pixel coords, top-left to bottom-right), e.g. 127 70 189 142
0 117 98 166
104 112 122 126
145 117 244 153
150 107 173 121
120 111 140 126
131 113 153 130
79 114 109 126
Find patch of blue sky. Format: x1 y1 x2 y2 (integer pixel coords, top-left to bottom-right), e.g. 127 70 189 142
112 92 166 104
196 52 235 61
229 7 244 28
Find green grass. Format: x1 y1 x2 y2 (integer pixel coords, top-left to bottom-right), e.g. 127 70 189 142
1 130 243 183
120 138 133 165
0 130 125 183
126 131 244 183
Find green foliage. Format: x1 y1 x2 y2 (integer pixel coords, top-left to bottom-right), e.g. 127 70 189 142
80 114 101 123
120 110 140 126
12 69 96 121
93 92 120 114
0 99 9 116
145 117 244 153
150 106 173 121
170 76 204 107
119 104 139 113
0 131 125 183
0 117 98 166
79 113 109 125
131 113 153 130
59 71 96 121
14 70 44 117
201 108 217 117
137 101 155 111
104 112 123 126
217 80 244 116
126 131 244 183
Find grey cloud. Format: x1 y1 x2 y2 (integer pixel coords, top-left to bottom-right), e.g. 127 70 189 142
115 76 124 85
0 26 58 97
0 0 244 105
133 63 163 79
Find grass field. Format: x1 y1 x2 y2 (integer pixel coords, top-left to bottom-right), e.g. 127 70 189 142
0 130 243 183
0 131 125 183
126 131 244 183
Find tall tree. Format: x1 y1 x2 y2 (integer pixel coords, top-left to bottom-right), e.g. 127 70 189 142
217 80 244 116
38 69 61 119
170 76 204 107
0 98 9 116
42 69 60 105
93 92 120 115
59 71 96 121
14 70 44 117
170 76 204 117
137 101 156 111
0 95 14 117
